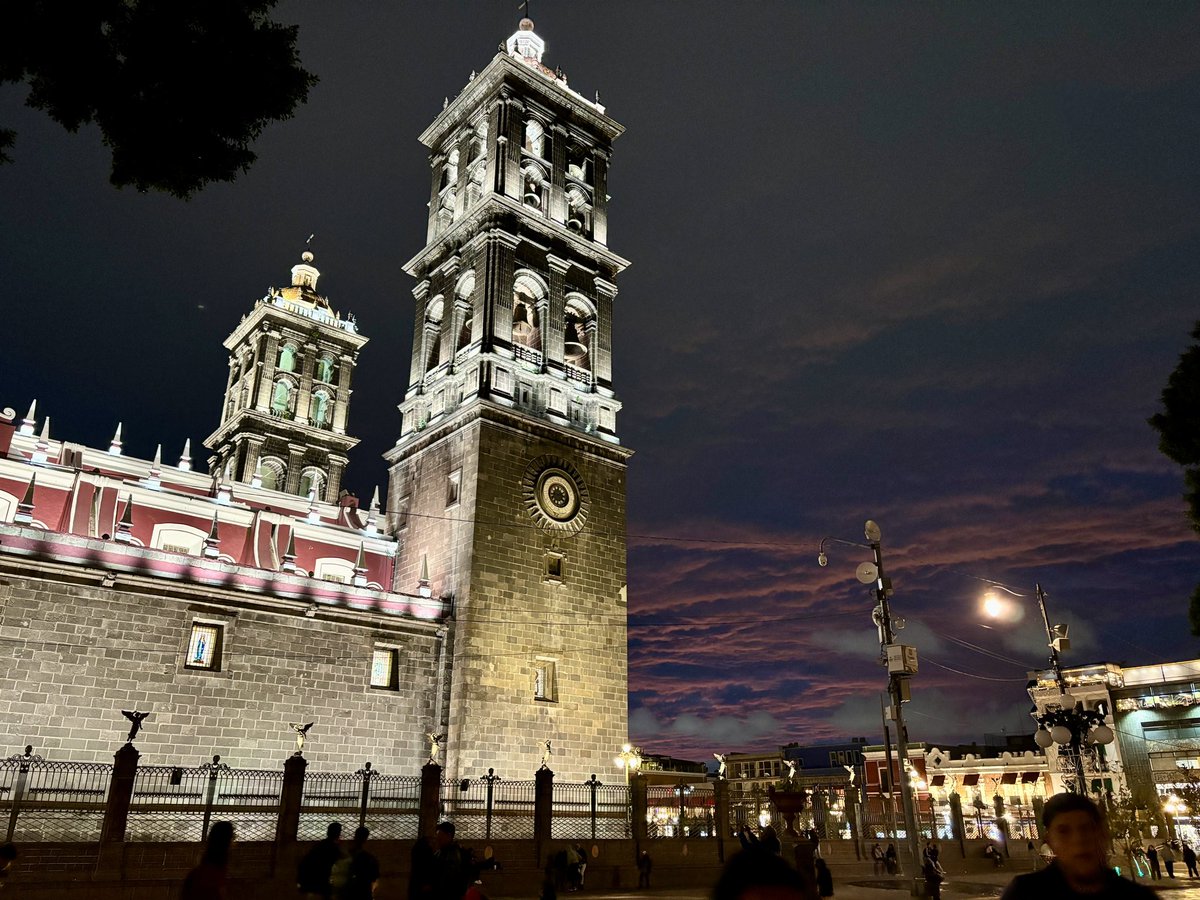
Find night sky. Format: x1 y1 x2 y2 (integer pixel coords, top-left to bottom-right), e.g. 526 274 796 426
3 3 1199 762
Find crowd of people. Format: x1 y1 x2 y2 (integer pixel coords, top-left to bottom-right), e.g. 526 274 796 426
164 792 1180 900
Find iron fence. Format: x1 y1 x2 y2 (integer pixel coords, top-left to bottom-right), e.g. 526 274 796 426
0 754 111 842
441 776 535 839
646 783 717 839
549 779 629 839
127 760 282 842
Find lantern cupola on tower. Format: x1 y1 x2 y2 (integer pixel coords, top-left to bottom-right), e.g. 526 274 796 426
205 249 368 501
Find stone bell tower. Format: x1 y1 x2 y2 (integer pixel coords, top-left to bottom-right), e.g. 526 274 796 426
206 251 367 502
384 17 631 782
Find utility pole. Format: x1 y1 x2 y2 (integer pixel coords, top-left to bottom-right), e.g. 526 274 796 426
865 521 923 877
819 521 923 880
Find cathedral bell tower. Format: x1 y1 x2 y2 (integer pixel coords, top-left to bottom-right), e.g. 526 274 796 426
206 251 368 502
385 17 631 782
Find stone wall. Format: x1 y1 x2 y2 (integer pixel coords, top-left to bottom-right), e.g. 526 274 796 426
0 570 442 772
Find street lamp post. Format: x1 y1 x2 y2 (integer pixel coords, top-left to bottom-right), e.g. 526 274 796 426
614 743 642 836
982 581 1114 795
819 520 922 875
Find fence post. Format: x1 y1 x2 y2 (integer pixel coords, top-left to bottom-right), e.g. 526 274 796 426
276 753 307 844
949 792 966 858
419 762 442 837
200 755 231 840
100 743 139 843
357 763 375 829
586 774 601 841
534 766 554 861
631 772 648 843
713 778 729 862
484 768 500 840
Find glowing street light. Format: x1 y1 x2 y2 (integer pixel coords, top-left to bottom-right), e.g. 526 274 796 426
614 742 642 786
980 580 1114 794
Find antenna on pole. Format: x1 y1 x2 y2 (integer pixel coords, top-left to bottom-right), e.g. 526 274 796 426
518 0 530 20
305 233 315 245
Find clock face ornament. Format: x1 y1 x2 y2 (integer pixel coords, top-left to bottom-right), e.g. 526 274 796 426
523 456 590 533
536 469 580 522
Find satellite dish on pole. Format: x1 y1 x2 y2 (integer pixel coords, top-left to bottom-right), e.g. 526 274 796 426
864 520 881 543
856 561 879 584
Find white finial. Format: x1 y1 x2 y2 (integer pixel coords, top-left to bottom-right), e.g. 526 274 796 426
370 486 381 512
145 443 163 489
418 553 432 598
307 489 320 524
152 444 162 468
32 418 50 465
507 17 545 63
178 439 192 471
38 418 50 442
109 422 124 456
251 457 263 489
19 399 37 436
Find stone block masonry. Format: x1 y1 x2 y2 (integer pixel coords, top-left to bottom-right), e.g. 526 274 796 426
0 570 442 771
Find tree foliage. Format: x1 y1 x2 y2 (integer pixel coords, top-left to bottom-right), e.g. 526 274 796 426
1149 321 1200 634
0 0 316 198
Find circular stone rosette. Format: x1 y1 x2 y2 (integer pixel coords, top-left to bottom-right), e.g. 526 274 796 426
522 455 590 534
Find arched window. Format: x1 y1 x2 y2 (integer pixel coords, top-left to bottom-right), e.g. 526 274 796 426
425 297 445 371
564 295 596 371
455 272 476 353
311 390 331 428
512 273 546 352
277 344 297 373
260 457 286 492
524 119 545 157
271 379 293 416
315 356 335 383
299 468 327 500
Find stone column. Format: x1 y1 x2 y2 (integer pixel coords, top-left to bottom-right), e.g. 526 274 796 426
427 150 446 244
285 444 306 495
419 762 442 838
949 792 967 857
295 341 317 426
631 772 649 843
101 743 140 843
409 280 432 392
327 456 348 502
241 437 265 485
549 124 569 224
714 778 731 863
333 353 355 435
593 277 618 388
545 255 570 369
535 766 554 861
275 753 307 844
591 149 610 246
481 230 520 357
254 331 281 411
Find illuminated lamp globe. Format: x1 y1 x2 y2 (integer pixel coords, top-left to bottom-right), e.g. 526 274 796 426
1034 729 1053 749
1091 724 1114 745
1050 725 1073 745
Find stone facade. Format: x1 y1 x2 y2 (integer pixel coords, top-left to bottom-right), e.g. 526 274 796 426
0 558 441 770
386 19 632 782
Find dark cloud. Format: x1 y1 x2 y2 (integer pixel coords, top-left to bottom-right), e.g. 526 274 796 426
3 2 1200 763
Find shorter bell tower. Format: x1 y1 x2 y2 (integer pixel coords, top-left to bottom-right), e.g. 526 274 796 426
205 251 367 501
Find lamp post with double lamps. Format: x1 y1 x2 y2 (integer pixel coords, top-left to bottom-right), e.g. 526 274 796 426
981 582 1114 795
819 520 923 874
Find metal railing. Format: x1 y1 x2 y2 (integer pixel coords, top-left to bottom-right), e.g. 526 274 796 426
128 758 282 842
550 779 629 839
0 751 111 843
440 775 535 839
